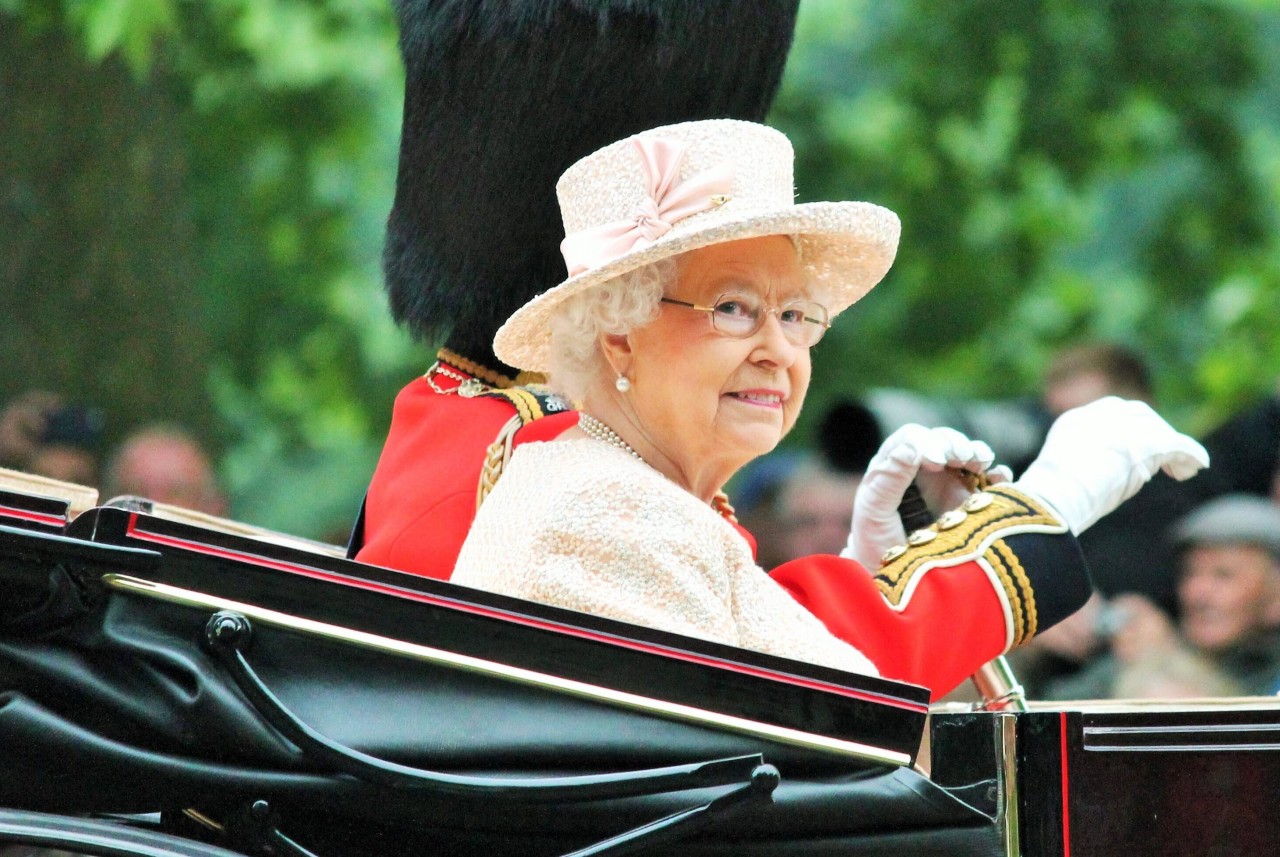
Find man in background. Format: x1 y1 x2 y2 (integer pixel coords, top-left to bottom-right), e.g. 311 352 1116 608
1041 341 1155 417
774 461 863 565
103 424 227 516
733 398 882 570
1007 342 1209 696
1046 494 1280 699
0 390 102 485
1041 341 1209 614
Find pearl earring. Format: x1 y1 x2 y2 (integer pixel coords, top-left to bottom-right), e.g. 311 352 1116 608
615 375 632 393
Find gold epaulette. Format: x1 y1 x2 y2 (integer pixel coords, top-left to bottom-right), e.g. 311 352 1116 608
875 485 1067 648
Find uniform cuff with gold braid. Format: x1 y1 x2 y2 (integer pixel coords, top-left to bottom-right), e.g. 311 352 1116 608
874 484 1091 650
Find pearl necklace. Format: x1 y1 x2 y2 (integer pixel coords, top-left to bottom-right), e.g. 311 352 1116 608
578 413 643 461
577 413 738 523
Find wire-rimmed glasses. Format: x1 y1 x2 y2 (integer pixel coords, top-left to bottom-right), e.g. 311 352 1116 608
660 293 831 347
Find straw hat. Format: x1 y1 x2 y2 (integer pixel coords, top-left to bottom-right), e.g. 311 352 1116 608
493 119 901 373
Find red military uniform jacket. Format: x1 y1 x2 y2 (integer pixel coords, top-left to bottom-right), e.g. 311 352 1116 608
357 355 1089 696
770 484 1089 697
355 354 578 579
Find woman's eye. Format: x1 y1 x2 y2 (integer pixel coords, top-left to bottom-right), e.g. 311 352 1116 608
779 307 806 325
713 299 753 319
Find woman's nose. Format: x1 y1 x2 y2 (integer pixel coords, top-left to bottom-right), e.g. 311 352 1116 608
751 310 797 366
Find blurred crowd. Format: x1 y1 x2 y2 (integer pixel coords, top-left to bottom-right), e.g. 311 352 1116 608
731 341 1280 702
0 389 226 516
7 342 1280 702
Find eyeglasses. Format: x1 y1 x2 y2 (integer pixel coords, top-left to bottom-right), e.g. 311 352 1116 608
660 293 831 347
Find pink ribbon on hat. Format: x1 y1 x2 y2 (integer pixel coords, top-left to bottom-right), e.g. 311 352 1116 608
560 137 736 277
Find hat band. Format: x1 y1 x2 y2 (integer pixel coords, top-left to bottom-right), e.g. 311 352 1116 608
559 137 735 277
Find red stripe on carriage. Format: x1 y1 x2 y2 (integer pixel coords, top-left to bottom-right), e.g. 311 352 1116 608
1061 709 1071 856
125 517 928 713
0 504 67 528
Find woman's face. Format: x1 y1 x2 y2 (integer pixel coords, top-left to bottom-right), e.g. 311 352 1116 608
618 235 814 485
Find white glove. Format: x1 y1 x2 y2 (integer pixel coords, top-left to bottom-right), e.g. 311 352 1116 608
1014 397 1209 535
842 424 1011 569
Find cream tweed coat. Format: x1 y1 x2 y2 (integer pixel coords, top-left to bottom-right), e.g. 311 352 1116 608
452 439 878 676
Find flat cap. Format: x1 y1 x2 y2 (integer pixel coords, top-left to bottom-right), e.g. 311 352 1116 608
1170 494 1280 557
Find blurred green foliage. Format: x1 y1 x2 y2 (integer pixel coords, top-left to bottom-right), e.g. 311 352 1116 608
3 0 412 538
3 0 1280 537
776 0 1280 439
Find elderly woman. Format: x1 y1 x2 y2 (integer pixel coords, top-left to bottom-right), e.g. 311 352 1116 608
452 120 1207 698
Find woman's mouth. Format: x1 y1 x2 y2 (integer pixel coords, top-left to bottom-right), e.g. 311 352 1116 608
727 390 785 409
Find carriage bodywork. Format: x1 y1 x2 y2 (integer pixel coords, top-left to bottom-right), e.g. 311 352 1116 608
2 479 1278 856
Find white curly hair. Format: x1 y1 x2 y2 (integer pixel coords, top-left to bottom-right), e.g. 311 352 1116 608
547 259 678 403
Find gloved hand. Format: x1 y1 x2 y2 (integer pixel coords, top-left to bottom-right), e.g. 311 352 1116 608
1014 397 1209 535
842 424 1011 569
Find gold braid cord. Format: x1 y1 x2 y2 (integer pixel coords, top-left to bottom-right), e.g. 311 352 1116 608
474 387 564 511
437 348 516 389
874 485 1066 649
437 347 546 389
477 415 524 511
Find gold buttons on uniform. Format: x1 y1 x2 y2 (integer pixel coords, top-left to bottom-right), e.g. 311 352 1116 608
907 528 937 546
882 496 997 566
963 492 995 513
880 544 908 566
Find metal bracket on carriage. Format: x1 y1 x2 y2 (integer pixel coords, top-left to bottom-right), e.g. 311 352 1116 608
202 610 780 855
215 780 781 857
222 799 321 857
200 611 781 800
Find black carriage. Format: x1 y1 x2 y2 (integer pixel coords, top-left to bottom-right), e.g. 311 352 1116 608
2 477 1278 856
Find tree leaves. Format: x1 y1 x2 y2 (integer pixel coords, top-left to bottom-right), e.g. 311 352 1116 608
775 0 1279 438
66 0 176 74
6 0 1280 536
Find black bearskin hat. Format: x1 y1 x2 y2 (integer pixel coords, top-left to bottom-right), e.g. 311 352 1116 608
385 0 800 375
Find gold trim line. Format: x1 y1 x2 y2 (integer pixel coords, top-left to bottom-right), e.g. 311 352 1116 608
103 574 908 767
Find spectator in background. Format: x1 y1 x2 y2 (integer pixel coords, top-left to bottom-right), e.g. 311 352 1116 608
0 390 62 470
103 424 227 516
29 404 104 485
774 398 885 564
1166 495 1280 693
0 390 104 485
1041 341 1154 416
774 458 862 564
1006 342 1210 697
731 451 807 571
731 398 883 570
815 399 884 478
1040 341 1209 616
1045 494 1280 700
